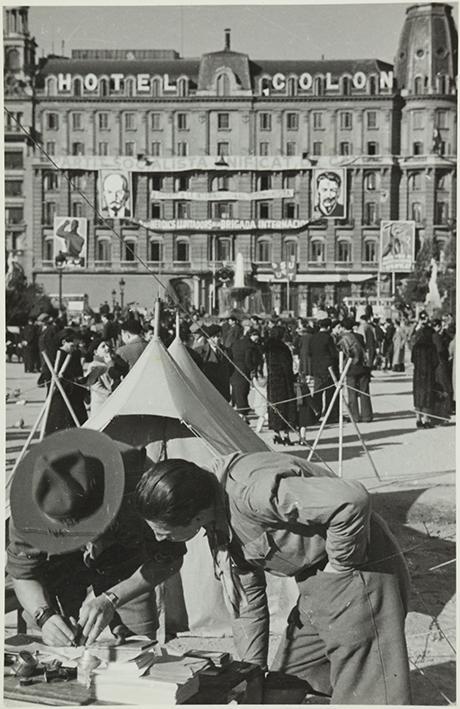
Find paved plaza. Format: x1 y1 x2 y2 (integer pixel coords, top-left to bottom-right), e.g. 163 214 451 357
5 361 456 704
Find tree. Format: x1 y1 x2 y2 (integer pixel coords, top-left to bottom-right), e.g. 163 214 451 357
6 278 54 325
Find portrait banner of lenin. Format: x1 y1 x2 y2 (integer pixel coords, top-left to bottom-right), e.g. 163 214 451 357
99 170 132 219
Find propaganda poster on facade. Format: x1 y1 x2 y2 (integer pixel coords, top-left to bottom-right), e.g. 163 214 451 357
53 217 88 268
312 168 347 220
99 170 132 218
380 220 415 272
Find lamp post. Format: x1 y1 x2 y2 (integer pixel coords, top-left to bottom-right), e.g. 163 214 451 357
54 253 66 310
119 278 126 309
111 289 117 310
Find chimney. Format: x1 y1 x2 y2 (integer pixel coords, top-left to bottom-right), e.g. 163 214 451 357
224 28 231 51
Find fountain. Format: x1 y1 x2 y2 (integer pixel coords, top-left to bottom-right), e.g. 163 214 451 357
218 252 255 317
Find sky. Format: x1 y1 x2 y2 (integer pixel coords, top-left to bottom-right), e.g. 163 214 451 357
27 2 414 64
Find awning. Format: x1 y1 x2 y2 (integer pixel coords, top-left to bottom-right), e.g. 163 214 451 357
256 273 376 283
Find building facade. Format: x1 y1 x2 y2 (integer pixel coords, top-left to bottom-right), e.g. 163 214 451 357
3 4 457 315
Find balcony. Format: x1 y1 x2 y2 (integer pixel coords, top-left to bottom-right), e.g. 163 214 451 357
94 260 113 271
120 261 139 271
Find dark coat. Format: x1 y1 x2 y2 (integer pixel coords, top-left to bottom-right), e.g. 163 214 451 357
432 331 452 418
196 342 233 401
306 330 339 380
411 326 438 412
265 338 297 431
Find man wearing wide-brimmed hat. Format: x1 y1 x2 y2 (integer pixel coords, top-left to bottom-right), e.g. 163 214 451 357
7 429 185 647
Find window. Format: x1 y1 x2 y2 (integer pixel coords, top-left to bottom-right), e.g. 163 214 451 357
437 111 448 129
341 76 352 96
368 75 378 95
150 202 162 218
212 202 233 219
367 141 378 155
366 111 377 129
257 174 272 191
5 111 22 132
177 113 189 131
286 112 299 131
149 240 163 262
414 76 423 94
43 172 59 191
43 201 56 226
70 173 84 190
363 240 378 263
283 201 298 218
314 76 325 96
259 113 272 131
413 111 424 129
286 141 297 156
216 237 233 261
98 113 109 130
5 207 23 225
96 238 111 262
72 202 83 218
283 175 296 190
175 239 189 261
339 112 352 130
312 112 323 129
46 112 59 130
176 175 190 191
123 239 137 262
5 180 23 196
217 141 229 156
152 78 161 97
437 173 448 190
413 141 424 156
151 113 161 130
177 141 188 156
43 237 54 261
72 113 82 131
365 172 378 190
100 79 109 97
125 113 135 130
287 77 297 96
282 240 297 262
435 201 449 224
312 141 322 156
5 150 23 169
259 142 269 156
310 239 325 263
411 202 423 222
257 201 271 219
256 239 271 262
339 141 351 156
212 175 230 191
98 142 109 156
46 142 55 156
151 175 163 191
218 113 230 130
151 141 161 156
364 201 378 225
175 202 190 219
216 73 230 96
177 78 188 97
337 240 352 262
408 172 422 191
72 142 85 156
125 141 136 156
73 77 82 96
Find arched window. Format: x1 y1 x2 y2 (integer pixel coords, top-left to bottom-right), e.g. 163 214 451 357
148 240 163 262
435 73 450 94
287 77 297 96
314 76 325 96
73 77 83 96
282 239 297 263
341 76 352 96
259 77 271 95
414 76 423 94
177 77 188 97
368 75 378 95
122 238 137 262
7 48 20 71
45 76 57 96
152 77 162 97
100 78 109 97
337 239 352 263
216 73 230 96
310 239 325 263
175 238 190 262
96 237 111 262
216 236 233 261
256 238 271 263
126 78 135 97
43 237 54 262
411 202 423 223
363 240 378 263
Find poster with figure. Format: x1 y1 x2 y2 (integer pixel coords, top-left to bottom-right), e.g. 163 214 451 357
380 220 415 272
99 170 132 218
53 217 87 268
312 168 347 220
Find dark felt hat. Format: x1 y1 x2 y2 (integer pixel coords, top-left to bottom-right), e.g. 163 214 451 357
10 429 126 554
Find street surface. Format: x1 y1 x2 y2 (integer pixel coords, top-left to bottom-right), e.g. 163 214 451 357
4 361 456 705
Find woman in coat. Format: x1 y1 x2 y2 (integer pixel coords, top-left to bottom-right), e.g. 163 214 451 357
265 326 297 445
410 314 438 428
392 319 409 372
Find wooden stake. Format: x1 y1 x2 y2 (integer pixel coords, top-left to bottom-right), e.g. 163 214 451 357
338 351 344 478
42 351 80 427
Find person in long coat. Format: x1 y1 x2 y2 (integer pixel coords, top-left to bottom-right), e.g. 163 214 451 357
306 318 339 423
431 318 452 422
21 317 40 373
410 314 438 428
392 319 409 372
265 326 297 445
230 332 261 418
195 325 233 402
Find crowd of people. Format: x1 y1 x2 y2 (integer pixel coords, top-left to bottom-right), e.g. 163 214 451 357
13 300 456 438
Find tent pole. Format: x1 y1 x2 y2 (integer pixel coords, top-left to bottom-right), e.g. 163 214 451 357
153 299 161 339
175 310 180 340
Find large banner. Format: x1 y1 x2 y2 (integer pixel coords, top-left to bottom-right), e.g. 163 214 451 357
312 168 347 220
53 217 87 268
380 220 415 272
99 170 132 218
